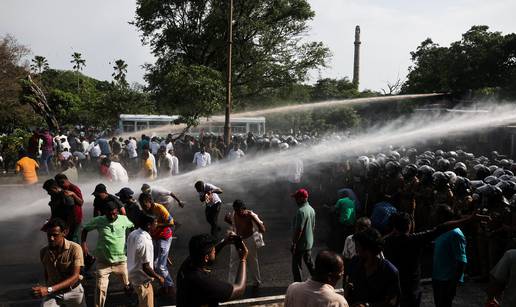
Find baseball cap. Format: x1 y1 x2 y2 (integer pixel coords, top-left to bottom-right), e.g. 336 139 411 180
141 183 151 193
115 187 134 199
92 183 108 195
291 188 309 199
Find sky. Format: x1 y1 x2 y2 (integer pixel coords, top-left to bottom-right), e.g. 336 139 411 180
1 0 515 92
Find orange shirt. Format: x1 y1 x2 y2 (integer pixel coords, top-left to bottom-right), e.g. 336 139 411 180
15 156 39 184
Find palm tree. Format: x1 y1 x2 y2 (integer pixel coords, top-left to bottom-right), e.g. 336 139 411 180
30 55 49 74
112 59 128 87
70 52 86 92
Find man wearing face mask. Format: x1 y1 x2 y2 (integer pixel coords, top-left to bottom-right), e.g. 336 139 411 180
81 201 134 307
285 250 349 307
176 233 248 307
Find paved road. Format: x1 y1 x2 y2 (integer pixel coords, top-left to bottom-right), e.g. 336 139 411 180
0 180 488 306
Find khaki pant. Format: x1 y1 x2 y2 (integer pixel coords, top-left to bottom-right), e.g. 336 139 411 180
42 284 86 307
135 282 154 307
95 260 129 307
228 236 261 284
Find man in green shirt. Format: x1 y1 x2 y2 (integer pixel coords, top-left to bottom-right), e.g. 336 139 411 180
81 201 134 307
291 188 316 282
331 191 356 252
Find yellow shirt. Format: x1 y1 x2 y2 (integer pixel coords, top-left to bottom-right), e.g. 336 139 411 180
15 156 39 184
143 158 155 180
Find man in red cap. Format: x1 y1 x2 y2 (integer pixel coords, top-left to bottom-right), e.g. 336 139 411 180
291 188 316 282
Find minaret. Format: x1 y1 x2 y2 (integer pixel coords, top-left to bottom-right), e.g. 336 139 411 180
353 25 361 89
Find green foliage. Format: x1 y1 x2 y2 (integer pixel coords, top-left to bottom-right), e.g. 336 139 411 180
0 128 31 167
402 26 516 96
0 35 42 132
133 0 331 110
30 55 49 74
151 62 225 127
311 77 359 101
112 59 128 88
266 106 360 133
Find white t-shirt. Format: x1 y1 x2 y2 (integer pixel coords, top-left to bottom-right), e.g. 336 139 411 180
60 151 72 160
148 153 158 177
127 141 138 159
343 234 356 259
193 152 211 168
228 149 245 161
285 279 349 307
199 183 222 206
109 161 129 183
81 140 90 153
150 141 160 155
89 144 101 158
491 249 516 307
164 153 179 175
127 228 154 285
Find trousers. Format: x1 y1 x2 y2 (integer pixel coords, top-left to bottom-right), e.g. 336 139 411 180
432 280 457 307
228 236 262 284
205 202 221 235
292 249 315 282
94 260 129 307
134 282 154 307
153 237 174 287
42 284 86 307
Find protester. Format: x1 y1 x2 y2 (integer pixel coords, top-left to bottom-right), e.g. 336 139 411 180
384 211 489 307
92 183 126 217
127 213 165 307
139 192 176 297
55 174 84 242
162 148 179 176
225 199 266 287
141 183 184 212
15 149 39 184
42 179 78 242
195 180 223 235
487 249 516 307
285 250 349 307
32 218 86 307
291 188 316 282
81 201 134 307
116 187 142 226
39 129 54 174
328 190 356 253
141 151 156 180
432 205 467 307
192 144 211 168
107 158 129 183
227 143 245 161
343 217 372 262
345 228 401 307
176 233 248 306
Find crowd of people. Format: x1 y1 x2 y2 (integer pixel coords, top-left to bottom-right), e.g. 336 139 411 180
2 127 516 307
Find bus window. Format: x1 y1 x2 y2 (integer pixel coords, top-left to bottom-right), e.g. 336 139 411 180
123 121 136 133
137 121 148 131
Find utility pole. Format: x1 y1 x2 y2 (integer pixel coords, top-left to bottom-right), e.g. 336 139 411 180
352 25 361 90
223 0 234 146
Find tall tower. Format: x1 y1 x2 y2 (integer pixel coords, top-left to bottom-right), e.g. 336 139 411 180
353 25 361 89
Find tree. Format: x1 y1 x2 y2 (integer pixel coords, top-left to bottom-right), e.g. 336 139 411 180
402 26 516 96
19 75 60 131
112 59 128 88
70 52 86 92
0 34 42 132
30 55 49 74
133 0 331 109
150 62 225 128
310 77 359 101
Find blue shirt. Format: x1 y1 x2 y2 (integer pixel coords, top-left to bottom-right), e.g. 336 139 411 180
371 202 397 234
96 138 111 155
432 228 467 282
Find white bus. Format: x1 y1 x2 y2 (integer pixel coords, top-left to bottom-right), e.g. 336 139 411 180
118 114 266 135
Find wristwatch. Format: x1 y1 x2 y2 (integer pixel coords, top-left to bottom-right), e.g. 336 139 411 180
47 287 53 294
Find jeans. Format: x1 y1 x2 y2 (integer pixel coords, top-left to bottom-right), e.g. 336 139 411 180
432 280 457 307
153 237 173 287
205 202 221 236
292 249 315 282
40 151 53 174
42 284 86 307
